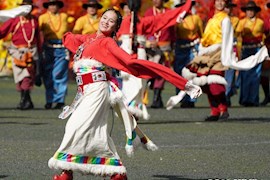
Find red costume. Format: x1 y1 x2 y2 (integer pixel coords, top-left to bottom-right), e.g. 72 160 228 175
116 0 191 110
144 7 175 42
0 16 39 46
117 0 191 37
0 15 39 110
144 5 176 108
63 32 188 90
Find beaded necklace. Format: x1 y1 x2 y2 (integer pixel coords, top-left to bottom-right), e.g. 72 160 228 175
19 16 35 47
48 12 62 32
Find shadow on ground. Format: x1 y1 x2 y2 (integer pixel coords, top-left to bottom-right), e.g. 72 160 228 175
139 117 270 125
0 175 9 179
0 107 61 110
0 121 48 126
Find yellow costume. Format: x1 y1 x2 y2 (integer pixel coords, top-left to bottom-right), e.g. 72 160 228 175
39 11 69 40
73 14 100 35
201 11 228 47
236 17 264 44
175 14 203 41
184 11 230 119
230 16 239 31
174 13 203 107
38 10 70 108
235 14 265 106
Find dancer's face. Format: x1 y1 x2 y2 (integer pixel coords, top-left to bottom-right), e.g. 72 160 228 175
152 0 163 9
224 7 232 15
246 9 256 18
98 10 118 36
47 4 60 14
123 5 131 16
87 6 98 16
215 0 226 11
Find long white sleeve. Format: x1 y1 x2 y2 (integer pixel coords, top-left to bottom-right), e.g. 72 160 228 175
0 5 32 22
221 17 235 66
221 17 269 70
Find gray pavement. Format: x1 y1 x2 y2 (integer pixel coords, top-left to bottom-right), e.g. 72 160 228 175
1 78 270 180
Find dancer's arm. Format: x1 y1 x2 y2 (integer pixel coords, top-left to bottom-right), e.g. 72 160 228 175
142 0 191 35
0 18 16 39
221 17 234 67
105 38 188 90
221 17 269 70
62 32 89 53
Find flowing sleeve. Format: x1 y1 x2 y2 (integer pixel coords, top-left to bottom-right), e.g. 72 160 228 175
0 5 32 22
221 17 269 70
142 0 191 35
105 39 188 90
62 32 87 53
221 17 235 67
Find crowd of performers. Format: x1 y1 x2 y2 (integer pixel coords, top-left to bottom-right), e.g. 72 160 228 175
0 0 270 179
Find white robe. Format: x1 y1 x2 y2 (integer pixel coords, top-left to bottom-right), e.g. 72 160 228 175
49 60 128 176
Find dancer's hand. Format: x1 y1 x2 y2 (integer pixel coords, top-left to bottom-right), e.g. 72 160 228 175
176 11 186 23
184 81 202 99
166 91 186 110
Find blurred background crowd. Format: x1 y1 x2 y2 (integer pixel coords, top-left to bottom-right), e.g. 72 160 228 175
1 0 270 77
1 0 270 113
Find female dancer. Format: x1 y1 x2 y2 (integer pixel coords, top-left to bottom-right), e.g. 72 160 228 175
49 8 201 180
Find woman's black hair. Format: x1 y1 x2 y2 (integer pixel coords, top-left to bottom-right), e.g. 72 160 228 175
102 8 123 37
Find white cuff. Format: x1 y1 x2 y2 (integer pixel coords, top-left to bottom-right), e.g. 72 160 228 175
184 80 202 99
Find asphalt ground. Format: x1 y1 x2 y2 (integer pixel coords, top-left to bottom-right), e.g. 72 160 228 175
1 77 270 180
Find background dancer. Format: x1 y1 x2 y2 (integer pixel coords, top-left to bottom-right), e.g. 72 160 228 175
144 0 175 109
235 1 264 107
39 0 70 109
173 0 203 108
0 0 39 110
117 0 193 120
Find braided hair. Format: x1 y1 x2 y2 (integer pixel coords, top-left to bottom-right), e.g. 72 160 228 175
102 8 123 38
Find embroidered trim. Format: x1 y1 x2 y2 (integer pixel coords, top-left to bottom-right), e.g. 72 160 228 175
54 152 123 166
126 131 137 145
128 100 143 109
73 59 106 74
78 66 106 74
48 158 127 176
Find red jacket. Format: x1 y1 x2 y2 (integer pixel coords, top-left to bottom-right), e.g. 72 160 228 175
144 7 175 42
0 16 39 46
117 0 191 38
63 32 188 90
